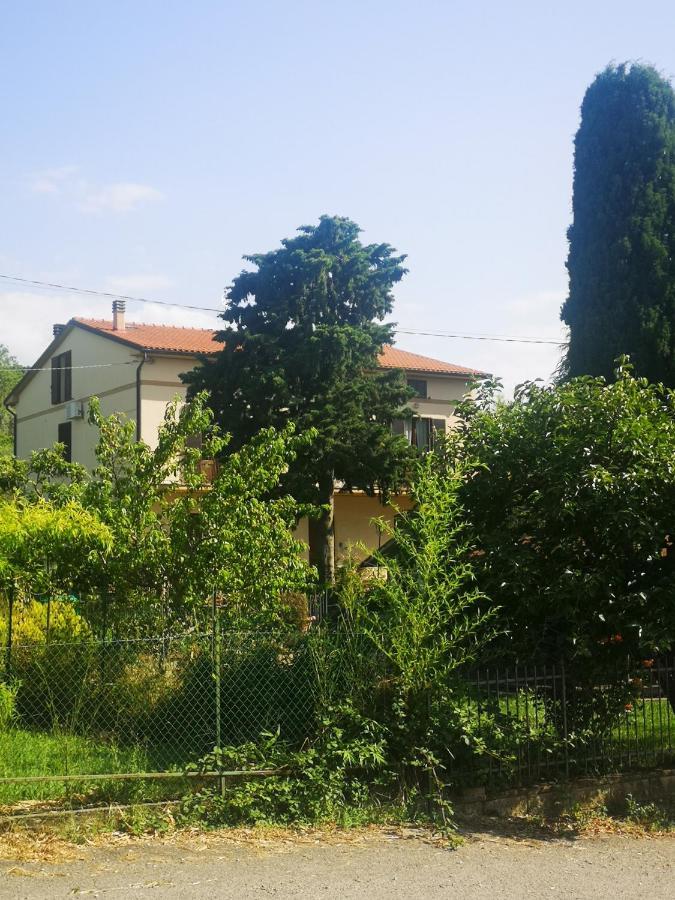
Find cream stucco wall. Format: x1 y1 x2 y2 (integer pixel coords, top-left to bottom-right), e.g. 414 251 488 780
334 492 415 564
138 355 194 448
406 374 471 429
12 326 200 466
293 492 416 566
14 326 142 470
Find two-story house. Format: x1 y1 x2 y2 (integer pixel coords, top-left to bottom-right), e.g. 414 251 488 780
5 300 484 563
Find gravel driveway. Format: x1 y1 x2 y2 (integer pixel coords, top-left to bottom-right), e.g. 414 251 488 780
1 829 674 899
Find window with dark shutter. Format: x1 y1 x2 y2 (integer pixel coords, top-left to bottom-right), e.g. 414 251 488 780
50 351 73 404
414 418 430 450
407 378 427 399
57 422 72 463
51 358 59 404
63 351 72 401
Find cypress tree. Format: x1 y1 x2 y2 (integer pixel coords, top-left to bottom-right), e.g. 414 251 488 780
561 63 675 384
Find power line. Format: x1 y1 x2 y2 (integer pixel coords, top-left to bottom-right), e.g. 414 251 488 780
396 328 565 346
0 272 566 346
0 361 138 373
0 273 224 313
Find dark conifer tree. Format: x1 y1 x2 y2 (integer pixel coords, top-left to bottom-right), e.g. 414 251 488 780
184 216 413 583
561 63 675 385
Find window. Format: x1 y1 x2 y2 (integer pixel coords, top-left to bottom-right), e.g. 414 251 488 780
186 432 204 450
407 378 427 399
392 417 446 451
57 422 72 463
51 351 72 404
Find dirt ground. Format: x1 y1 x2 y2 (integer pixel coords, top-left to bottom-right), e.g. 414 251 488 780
0 826 674 899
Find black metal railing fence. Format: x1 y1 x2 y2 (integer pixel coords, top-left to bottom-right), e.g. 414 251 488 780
449 655 675 787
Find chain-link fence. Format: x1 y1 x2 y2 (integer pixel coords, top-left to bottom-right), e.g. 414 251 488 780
0 629 319 804
1 626 675 805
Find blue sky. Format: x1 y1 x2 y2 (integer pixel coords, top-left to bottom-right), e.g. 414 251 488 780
2 1 675 392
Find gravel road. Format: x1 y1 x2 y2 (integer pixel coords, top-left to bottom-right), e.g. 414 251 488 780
1 829 674 899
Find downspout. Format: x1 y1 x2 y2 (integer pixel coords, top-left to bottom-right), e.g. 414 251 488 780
3 398 17 456
135 352 149 442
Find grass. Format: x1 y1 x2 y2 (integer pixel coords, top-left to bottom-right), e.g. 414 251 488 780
1 693 674 807
0 728 186 806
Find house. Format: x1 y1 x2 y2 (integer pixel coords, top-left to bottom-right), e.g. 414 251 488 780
4 300 485 563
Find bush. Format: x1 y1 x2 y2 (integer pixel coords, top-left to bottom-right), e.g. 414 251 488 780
339 455 496 799
0 597 90 647
450 363 675 666
0 681 17 730
181 705 389 827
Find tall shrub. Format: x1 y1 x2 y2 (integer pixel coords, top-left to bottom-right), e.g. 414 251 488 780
340 455 496 801
450 363 675 692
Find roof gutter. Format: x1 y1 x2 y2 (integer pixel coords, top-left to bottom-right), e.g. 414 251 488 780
136 352 149 442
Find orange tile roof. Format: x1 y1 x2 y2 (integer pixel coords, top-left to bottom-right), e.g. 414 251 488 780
74 318 222 354
379 345 484 376
74 319 483 375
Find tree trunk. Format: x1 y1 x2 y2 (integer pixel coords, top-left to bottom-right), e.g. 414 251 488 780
308 477 335 585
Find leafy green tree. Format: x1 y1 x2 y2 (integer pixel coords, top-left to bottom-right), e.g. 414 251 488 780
0 344 22 456
83 394 314 632
561 63 675 384
184 215 414 583
1 392 314 635
449 363 675 690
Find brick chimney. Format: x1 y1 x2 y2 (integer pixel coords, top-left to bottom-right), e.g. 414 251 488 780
112 299 126 332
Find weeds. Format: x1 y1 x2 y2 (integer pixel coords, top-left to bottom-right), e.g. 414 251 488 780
625 794 675 832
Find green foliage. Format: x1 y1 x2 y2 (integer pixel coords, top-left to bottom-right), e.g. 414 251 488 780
0 728 153 804
625 794 674 831
333 456 496 812
0 344 21 457
0 681 17 730
175 457 498 831
449 362 675 667
0 446 87 503
562 63 675 384
0 499 112 598
0 597 90 648
184 215 414 581
1 391 314 635
182 708 388 827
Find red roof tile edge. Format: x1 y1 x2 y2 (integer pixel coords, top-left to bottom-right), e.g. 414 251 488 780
74 318 485 376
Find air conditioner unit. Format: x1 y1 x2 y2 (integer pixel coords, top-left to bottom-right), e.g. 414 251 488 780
65 400 84 420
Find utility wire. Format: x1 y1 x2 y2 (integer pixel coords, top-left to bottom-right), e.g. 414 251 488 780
0 361 139 373
396 328 565 345
0 273 224 313
0 272 566 346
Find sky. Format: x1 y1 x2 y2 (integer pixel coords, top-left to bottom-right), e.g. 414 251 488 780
2 0 675 394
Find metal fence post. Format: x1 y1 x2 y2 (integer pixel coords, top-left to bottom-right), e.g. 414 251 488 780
212 590 224 796
560 658 569 779
4 582 15 680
